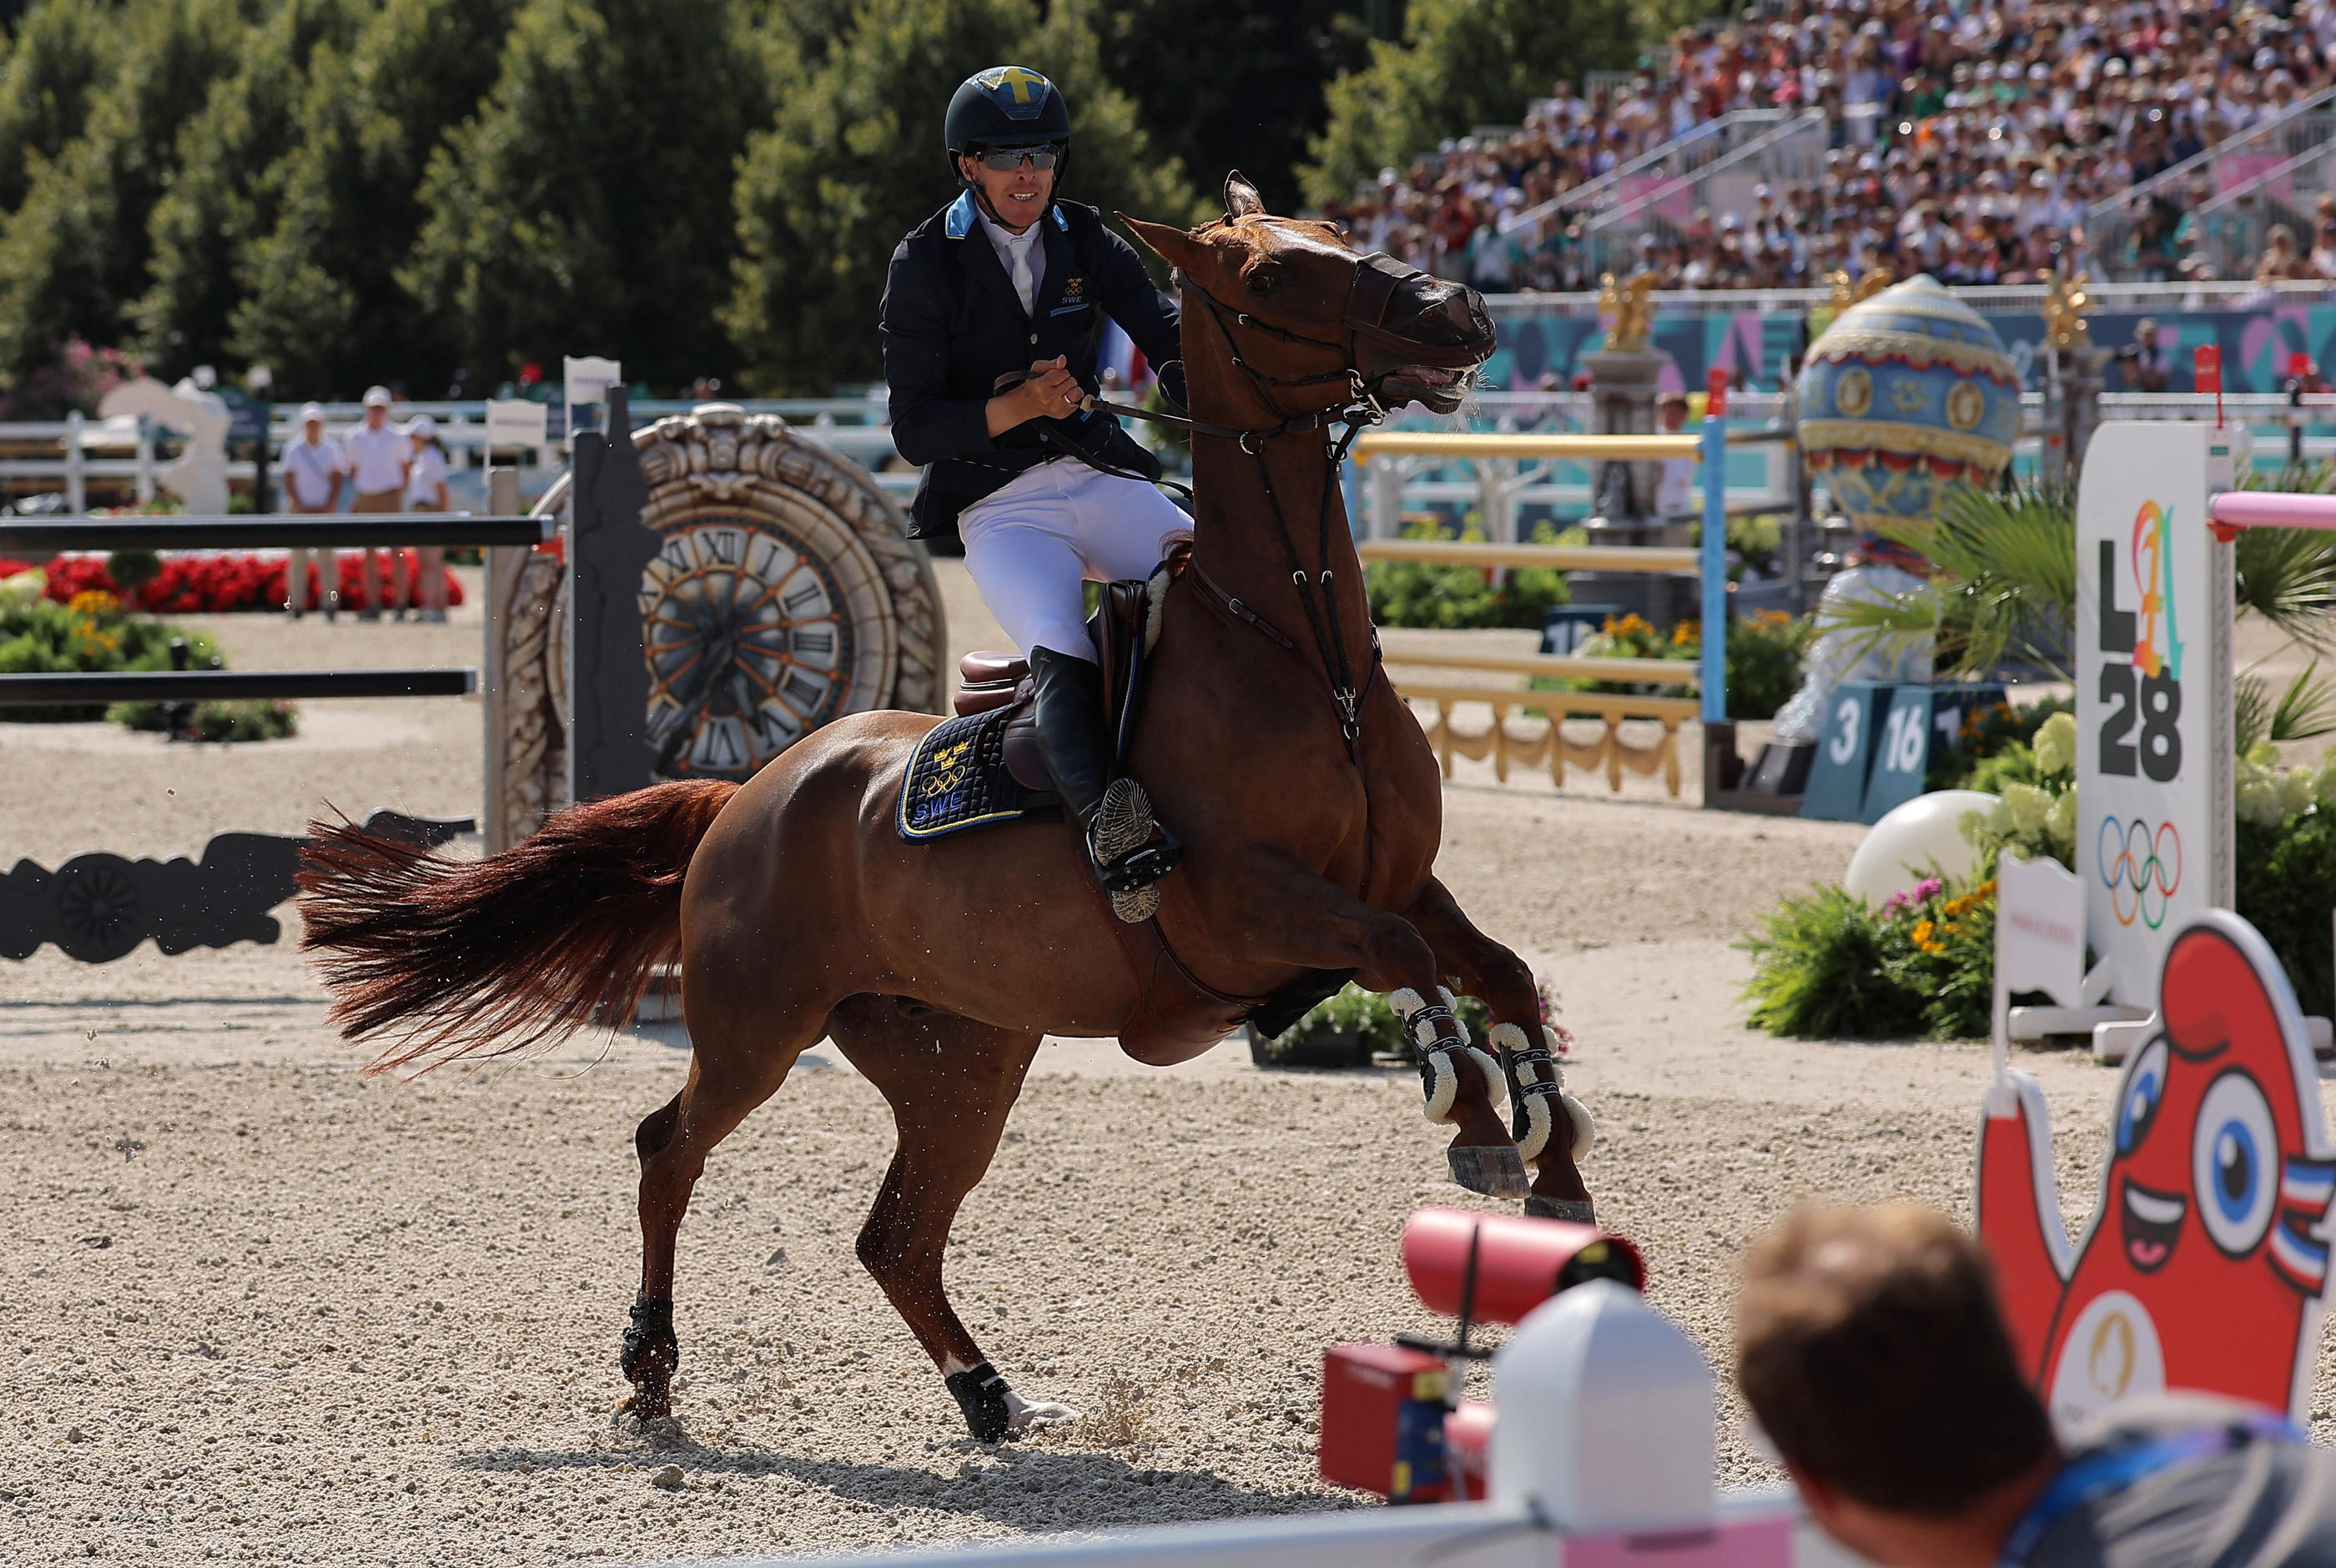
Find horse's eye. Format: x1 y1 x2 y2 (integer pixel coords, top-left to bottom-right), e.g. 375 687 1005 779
1247 266 1284 295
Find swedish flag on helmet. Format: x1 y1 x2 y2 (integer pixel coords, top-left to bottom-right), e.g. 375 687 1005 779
945 65 1072 155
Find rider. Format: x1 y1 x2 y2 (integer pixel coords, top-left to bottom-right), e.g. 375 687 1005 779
881 65 1190 921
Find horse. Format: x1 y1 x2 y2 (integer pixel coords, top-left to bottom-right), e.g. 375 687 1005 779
295 173 1598 1444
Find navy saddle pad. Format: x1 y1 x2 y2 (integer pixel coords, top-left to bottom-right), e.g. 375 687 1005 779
896 705 1060 842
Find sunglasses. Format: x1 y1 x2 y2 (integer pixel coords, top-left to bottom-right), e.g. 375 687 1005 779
973 145 1061 172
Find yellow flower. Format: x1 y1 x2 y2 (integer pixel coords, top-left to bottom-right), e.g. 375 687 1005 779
1910 918 1946 953
68 589 121 619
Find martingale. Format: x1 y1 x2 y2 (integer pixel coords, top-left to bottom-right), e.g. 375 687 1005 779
895 705 1059 841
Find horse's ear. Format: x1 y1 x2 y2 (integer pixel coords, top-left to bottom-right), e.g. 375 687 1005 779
1224 171 1266 220
1116 211 1210 274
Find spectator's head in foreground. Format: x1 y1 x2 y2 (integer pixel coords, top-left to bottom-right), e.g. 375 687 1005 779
299 402 325 441
362 384 391 428
1734 1204 2058 1567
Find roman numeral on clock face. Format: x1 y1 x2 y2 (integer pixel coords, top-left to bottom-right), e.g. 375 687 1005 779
791 627 834 657
695 720 744 770
782 670 828 712
752 706 802 748
782 583 827 616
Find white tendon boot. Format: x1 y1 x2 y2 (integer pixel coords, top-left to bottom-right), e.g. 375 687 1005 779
1488 1019 1597 1224
1391 987 1523 1197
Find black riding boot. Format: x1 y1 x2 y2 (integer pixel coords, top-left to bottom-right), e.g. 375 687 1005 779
1027 646 1181 922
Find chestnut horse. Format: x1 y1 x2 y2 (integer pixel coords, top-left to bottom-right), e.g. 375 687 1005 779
297 174 1596 1443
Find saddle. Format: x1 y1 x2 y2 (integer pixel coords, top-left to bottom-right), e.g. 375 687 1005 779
904 548 1284 1063
951 573 1156 779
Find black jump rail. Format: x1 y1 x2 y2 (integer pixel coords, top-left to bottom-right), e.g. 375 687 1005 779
0 514 551 551
0 669 476 704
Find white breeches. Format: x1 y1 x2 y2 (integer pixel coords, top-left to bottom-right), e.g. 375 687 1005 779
959 460 1193 663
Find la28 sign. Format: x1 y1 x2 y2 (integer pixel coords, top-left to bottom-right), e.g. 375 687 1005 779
2073 424 2233 1007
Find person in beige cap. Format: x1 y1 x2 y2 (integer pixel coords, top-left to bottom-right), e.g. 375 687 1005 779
403 414 451 621
345 385 409 617
279 402 345 618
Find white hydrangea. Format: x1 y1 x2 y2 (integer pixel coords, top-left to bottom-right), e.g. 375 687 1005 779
2279 766 2317 822
2315 751 2336 810
2002 781 2053 836
2237 759 2286 827
2046 787 2078 849
2032 711 2077 779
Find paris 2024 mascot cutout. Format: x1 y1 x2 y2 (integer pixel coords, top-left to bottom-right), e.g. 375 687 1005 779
1977 909 2336 1425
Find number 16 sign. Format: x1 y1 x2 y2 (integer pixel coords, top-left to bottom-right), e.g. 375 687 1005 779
2075 422 2235 1007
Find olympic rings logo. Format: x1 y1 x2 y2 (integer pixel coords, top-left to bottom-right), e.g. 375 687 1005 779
2097 815 2182 929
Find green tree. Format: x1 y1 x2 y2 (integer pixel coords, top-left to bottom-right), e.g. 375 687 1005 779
726 0 1203 395
1301 0 1640 205
229 0 520 396
0 0 254 387
1090 0 1372 214
402 0 771 392
0 0 116 216
131 0 364 378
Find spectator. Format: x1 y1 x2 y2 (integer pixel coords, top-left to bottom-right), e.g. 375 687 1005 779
2257 222 2316 282
1319 0 2336 292
279 402 345 620
402 413 451 623
345 385 409 621
1735 1203 2336 1567
2122 317 2172 392
1654 392 1696 516
2311 193 2336 277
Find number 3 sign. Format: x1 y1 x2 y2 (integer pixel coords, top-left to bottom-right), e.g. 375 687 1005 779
2074 423 2235 1007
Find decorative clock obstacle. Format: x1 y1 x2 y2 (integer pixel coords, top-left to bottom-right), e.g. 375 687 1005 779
0 393 945 962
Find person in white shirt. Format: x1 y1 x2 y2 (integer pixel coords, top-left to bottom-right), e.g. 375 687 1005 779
1654 393 1696 517
404 414 451 621
279 402 345 619
344 384 410 619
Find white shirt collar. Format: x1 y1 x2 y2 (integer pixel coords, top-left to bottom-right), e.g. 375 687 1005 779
974 204 1043 254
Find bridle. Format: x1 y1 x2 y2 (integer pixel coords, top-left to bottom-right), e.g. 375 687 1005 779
1080 246 1490 757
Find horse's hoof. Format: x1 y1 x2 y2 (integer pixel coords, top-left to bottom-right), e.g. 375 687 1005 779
612 1397 680 1437
1448 1144 1529 1197
1525 1194 1597 1224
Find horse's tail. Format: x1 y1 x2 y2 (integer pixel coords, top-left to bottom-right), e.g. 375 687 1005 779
296 779 741 1076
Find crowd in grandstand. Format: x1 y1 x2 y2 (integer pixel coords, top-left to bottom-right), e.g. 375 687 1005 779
1321 0 2336 291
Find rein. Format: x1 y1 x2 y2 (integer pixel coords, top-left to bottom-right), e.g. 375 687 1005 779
1021 247 1484 757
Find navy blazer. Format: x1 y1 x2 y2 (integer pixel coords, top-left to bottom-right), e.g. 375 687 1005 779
880 191 1185 541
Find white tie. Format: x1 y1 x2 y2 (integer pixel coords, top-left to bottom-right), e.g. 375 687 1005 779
1009 233 1036 316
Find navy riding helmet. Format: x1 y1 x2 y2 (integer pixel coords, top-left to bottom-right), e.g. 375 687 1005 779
944 65 1073 183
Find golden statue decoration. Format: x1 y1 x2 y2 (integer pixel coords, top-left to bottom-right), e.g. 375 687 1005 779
2042 269 2092 349
1598 270 1656 352
1826 267 1894 311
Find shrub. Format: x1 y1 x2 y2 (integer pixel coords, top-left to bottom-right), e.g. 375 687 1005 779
1739 874 1998 1041
1541 609 1811 721
108 697 296 743
0 596 220 721
1724 609 1814 720
1251 979 1570 1068
1739 884 1926 1039
1367 555 1569 630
